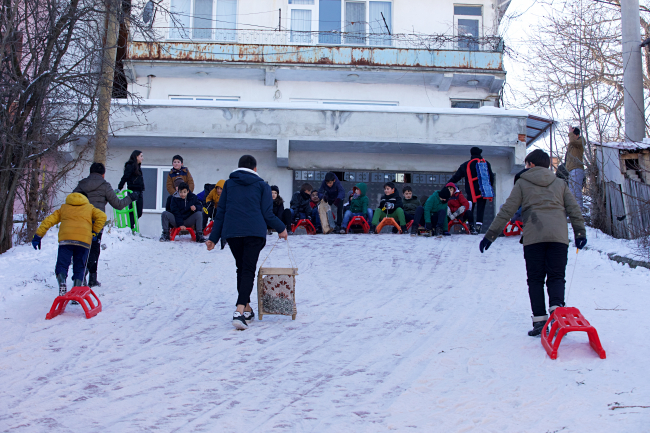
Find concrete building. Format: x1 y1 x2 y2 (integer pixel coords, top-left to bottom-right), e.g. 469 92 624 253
102 0 551 237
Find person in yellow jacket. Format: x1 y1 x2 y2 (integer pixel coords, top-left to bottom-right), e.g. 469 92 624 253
203 179 225 228
32 192 107 296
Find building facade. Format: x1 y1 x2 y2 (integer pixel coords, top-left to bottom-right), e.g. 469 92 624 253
99 0 550 237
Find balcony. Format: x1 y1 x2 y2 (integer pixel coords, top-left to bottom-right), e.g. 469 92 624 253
128 29 504 71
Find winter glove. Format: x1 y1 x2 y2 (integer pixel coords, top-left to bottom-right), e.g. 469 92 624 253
114 189 120 194
425 223 433 231
479 237 492 253
333 198 342 208
128 191 140 201
32 234 42 250
352 193 360 200
385 202 395 211
92 232 99 242
575 238 587 250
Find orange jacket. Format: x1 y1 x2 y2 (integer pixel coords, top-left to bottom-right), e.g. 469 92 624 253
206 179 226 206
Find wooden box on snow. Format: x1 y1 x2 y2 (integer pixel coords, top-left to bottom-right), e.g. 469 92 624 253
257 267 298 320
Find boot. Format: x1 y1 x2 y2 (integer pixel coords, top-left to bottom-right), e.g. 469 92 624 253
56 274 67 297
71 279 83 304
159 231 170 242
400 225 408 234
470 224 479 235
528 315 549 336
196 233 206 243
88 272 101 288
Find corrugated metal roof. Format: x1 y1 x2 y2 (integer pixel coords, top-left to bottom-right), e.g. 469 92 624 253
526 114 555 147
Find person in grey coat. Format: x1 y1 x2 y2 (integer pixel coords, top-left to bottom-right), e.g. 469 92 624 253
479 150 587 337
73 162 138 287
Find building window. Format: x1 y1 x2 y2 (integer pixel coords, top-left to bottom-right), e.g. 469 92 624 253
369 2 392 46
141 166 171 212
345 1 366 44
343 1 392 46
319 0 342 44
169 0 237 41
290 9 313 43
451 99 482 109
454 4 482 51
169 95 240 101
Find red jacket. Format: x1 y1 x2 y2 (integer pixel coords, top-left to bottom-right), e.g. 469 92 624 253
446 182 470 214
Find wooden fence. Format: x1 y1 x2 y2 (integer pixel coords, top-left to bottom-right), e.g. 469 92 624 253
605 179 650 239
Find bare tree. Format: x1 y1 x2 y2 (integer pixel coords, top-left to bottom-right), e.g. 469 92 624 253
0 0 170 253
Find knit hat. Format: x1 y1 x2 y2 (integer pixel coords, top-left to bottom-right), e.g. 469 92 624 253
271 185 280 194
439 188 451 200
172 154 183 163
470 147 482 157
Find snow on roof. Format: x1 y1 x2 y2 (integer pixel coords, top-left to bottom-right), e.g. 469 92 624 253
597 138 650 150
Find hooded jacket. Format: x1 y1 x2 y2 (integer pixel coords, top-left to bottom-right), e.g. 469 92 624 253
485 166 586 246
448 153 494 202
423 191 448 225
349 182 369 215
402 195 421 214
166 166 195 195
290 190 312 216
118 161 145 192
445 182 470 218
208 168 285 247
36 193 107 248
74 173 132 213
169 190 202 227
566 136 585 172
206 179 226 206
318 175 346 205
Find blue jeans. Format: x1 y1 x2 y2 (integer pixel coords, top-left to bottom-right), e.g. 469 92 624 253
55 245 90 280
342 209 374 228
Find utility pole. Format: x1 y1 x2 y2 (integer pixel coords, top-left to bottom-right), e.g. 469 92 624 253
93 0 121 165
621 0 645 142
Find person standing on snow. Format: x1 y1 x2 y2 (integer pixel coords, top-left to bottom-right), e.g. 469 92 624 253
117 150 145 227
478 149 587 336
205 155 288 330
448 147 495 235
566 127 585 210
73 162 138 287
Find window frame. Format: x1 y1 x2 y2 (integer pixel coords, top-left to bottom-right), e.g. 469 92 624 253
167 0 238 41
450 99 483 109
289 0 318 44
141 165 172 213
453 4 483 50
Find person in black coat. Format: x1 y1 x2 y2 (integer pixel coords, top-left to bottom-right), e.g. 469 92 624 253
318 172 346 230
206 155 287 330
270 185 292 232
290 183 314 221
448 146 494 234
160 182 204 242
117 150 145 226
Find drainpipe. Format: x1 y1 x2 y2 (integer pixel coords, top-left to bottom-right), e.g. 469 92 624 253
621 0 645 142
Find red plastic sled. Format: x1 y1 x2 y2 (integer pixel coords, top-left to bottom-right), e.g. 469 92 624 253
346 216 370 233
375 217 401 234
503 220 523 237
291 219 316 235
46 286 102 320
170 227 196 241
203 221 213 236
541 307 606 360
448 219 470 234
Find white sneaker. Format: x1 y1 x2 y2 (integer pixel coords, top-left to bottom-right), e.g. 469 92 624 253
232 312 248 330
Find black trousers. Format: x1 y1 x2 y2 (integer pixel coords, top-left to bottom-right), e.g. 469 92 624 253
523 242 568 317
472 199 487 224
130 193 144 229
227 236 267 306
87 231 103 274
413 206 445 228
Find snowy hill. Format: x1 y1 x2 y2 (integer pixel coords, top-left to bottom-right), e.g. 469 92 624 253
1 227 649 431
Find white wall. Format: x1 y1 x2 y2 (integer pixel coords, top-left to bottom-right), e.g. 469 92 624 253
134 75 491 107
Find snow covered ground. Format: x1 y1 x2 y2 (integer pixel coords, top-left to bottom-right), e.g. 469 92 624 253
1 226 649 432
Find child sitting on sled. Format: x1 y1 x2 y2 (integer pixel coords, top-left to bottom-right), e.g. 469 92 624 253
445 182 473 227
341 182 373 232
32 192 107 296
479 149 587 336
411 187 451 236
371 182 407 233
